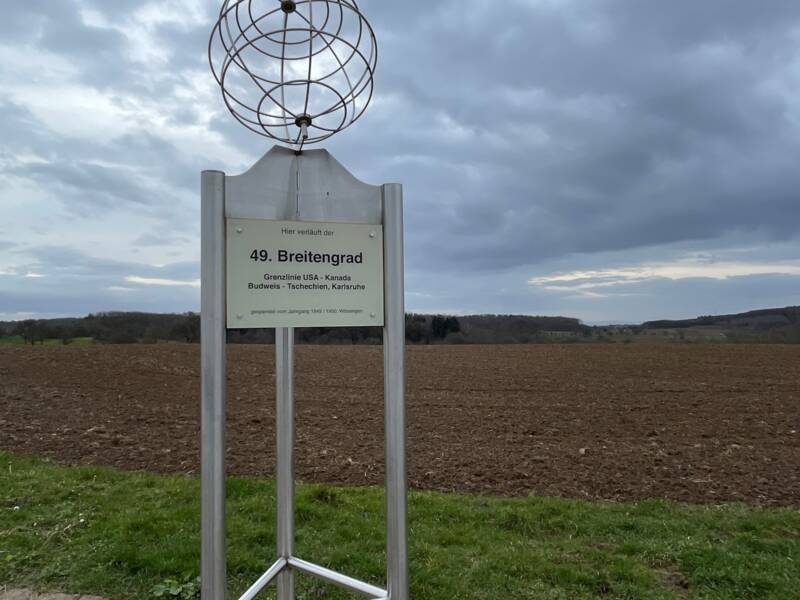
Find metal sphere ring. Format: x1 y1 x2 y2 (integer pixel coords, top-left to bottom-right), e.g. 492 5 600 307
209 0 378 147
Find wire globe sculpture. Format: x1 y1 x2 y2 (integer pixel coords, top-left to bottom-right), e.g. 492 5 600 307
209 0 377 147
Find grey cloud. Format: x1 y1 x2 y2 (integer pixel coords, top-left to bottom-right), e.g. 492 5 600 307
2 0 800 321
24 245 198 281
0 100 200 229
133 232 192 247
0 0 75 42
0 245 200 318
17 161 155 211
566 273 800 324
409 267 800 325
1 0 135 89
338 0 800 275
0 287 196 317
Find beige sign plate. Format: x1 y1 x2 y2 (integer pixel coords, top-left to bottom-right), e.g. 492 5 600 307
226 218 385 328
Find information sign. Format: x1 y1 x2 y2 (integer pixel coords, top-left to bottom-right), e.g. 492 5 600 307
226 218 384 328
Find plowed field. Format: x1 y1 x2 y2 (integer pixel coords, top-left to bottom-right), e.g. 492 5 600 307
1 344 798 505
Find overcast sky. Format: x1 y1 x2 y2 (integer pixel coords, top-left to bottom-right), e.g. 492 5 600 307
1 0 799 324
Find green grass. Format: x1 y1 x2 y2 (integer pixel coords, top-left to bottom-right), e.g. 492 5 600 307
1 453 799 599
0 337 93 347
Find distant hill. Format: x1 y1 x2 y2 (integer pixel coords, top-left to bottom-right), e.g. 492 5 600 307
0 312 200 345
455 314 590 344
1 306 798 345
0 311 589 345
643 306 800 331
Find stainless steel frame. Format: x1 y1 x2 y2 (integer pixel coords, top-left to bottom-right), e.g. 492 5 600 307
209 0 378 148
276 326 295 599
382 183 408 600
201 170 227 600
200 146 408 599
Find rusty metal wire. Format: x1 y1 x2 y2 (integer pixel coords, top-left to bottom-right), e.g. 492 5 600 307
209 0 377 148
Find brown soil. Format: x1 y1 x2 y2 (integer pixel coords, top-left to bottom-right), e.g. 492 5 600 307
1 344 799 506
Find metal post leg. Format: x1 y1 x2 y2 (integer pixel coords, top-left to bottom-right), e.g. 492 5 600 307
201 171 227 600
276 327 295 600
382 184 409 600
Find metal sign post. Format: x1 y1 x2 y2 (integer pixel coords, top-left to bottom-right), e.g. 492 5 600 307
200 146 408 600
202 1 403 595
200 169 226 600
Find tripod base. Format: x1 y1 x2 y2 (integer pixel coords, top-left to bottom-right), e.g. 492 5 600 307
239 557 387 600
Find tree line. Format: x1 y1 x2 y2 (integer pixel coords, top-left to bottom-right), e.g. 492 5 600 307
0 311 590 345
5 313 200 345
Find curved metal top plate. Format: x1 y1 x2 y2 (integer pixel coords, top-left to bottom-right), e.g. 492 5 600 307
225 145 382 224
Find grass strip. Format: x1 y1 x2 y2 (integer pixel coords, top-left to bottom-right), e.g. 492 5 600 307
1 452 799 599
